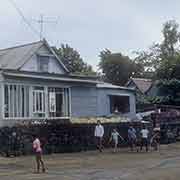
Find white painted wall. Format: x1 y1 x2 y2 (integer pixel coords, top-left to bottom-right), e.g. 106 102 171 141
49 57 65 74
21 55 38 72
20 45 66 74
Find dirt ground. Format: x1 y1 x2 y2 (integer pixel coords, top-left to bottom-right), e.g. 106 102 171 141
1 143 180 180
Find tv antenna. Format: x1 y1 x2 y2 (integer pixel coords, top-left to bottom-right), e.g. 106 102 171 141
33 14 58 40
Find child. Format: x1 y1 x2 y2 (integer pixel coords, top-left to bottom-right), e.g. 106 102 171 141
109 128 124 152
32 134 46 173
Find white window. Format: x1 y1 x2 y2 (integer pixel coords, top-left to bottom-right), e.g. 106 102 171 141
4 84 70 119
4 84 29 118
48 87 70 117
38 56 49 72
33 87 45 117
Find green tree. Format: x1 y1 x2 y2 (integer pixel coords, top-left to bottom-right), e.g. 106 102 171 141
157 79 180 105
99 49 142 85
53 44 96 75
135 20 180 79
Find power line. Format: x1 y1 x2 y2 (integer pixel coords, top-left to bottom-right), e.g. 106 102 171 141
7 0 40 38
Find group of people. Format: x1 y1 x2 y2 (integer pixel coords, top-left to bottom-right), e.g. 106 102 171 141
94 120 160 153
32 120 160 173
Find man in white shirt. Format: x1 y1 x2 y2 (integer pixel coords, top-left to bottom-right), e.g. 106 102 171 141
94 120 104 152
140 126 149 152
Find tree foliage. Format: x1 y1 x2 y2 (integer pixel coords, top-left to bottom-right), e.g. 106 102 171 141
99 49 143 85
53 44 96 75
135 20 180 80
157 79 180 105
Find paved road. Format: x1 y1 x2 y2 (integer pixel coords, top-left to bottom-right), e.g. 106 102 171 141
1 143 180 180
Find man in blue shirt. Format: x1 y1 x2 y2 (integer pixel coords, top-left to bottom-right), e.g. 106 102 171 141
128 126 138 152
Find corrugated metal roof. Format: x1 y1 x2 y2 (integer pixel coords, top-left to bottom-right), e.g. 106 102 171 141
2 70 99 84
97 82 135 91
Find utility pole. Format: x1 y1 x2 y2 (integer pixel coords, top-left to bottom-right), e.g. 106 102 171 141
33 14 58 40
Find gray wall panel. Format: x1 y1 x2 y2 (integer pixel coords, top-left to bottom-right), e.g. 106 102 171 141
71 86 98 117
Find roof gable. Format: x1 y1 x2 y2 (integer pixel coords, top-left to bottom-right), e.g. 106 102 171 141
0 39 69 74
126 78 152 94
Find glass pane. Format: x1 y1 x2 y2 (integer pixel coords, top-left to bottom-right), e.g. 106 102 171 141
38 56 49 72
48 87 69 117
33 87 45 117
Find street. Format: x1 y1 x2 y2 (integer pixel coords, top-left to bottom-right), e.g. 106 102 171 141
1 143 180 180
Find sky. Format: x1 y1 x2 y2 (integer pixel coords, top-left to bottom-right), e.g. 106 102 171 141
1 0 180 70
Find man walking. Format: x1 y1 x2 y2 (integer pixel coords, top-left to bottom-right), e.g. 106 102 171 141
94 120 104 152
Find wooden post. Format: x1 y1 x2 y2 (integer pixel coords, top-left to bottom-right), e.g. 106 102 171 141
24 86 27 117
44 86 48 118
69 87 71 117
2 84 5 118
12 85 15 118
29 86 33 118
8 85 11 118
19 85 22 117
16 85 19 117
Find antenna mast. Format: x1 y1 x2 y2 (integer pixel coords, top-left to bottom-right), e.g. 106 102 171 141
33 14 58 40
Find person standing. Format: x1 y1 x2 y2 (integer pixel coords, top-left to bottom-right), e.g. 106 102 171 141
94 120 104 152
109 128 124 152
150 128 160 151
140 126 149 152
128 126 138 152
33 134 46 173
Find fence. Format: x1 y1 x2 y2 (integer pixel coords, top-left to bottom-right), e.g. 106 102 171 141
0 121 144 157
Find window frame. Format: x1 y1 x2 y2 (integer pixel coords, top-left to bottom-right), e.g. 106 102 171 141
2 83 71 120
3 84 30 118
48 87 70 118
109 94 130 114
32 88 45 115
37 55 50 72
